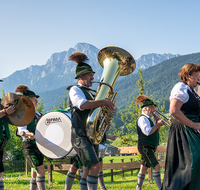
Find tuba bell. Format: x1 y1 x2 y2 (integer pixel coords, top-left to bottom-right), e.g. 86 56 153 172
86 46 136 144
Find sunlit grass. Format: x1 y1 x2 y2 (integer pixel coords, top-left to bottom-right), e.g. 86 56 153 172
4 155 164 190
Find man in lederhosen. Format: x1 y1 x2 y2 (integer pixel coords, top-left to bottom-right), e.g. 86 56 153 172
0 79 16 190
68 52 115 190
15 85 45 190
135 95 165 190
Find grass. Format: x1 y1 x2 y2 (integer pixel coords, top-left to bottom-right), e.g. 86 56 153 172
3 155 165 190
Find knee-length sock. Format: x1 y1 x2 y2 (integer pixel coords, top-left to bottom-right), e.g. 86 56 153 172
98 171 107 190
36 176 45 190
65 172 76 190
87 175 98 190
153 171 161 190
136 173 145 190
80 177 88 190
30 178 37 190
0 181 4 190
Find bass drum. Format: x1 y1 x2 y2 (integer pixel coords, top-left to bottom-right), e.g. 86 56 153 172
35 110 76 159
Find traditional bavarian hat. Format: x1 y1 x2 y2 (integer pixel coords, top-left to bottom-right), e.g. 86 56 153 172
136 95 157 108
15 85 39 98
141 98 157 108
69 52 95 79
24 90 39 98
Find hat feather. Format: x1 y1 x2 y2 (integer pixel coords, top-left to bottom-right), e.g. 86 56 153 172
136 95 149 104
69 52 89 64
15 85 30 94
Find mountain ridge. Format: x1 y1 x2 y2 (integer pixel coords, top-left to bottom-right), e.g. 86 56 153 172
1 43 179 95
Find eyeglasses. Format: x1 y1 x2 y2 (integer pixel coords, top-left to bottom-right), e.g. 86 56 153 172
191 73 200 78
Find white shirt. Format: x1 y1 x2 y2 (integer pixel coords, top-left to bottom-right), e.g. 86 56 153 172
69 83 94 111
138 112 156 136
17 110 41 141
170 82 195 103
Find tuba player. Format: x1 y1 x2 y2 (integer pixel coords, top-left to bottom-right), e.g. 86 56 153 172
68 52 115 190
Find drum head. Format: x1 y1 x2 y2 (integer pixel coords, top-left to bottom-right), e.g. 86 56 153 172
35 111 76 159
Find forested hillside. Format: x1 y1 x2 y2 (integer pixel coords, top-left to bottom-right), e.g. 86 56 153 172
115 52 200 109
36 52 200 131
37 51 200 116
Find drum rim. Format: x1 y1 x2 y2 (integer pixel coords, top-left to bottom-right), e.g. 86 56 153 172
35 110 75 159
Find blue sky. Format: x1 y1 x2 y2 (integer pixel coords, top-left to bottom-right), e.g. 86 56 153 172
1 0 200 78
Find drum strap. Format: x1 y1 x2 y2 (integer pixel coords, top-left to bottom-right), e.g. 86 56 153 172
77 85 96 95
35 112 43 125
67 85 96 93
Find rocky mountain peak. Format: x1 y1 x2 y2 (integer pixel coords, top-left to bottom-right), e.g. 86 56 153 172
1 43 179 94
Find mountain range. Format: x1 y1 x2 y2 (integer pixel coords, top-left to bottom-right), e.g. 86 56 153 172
39 51 200 113
1 43 179 96
1 42 200 131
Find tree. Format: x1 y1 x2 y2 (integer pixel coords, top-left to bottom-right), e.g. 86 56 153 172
4 124 23 160
1 89 5 97
37 98 44 113
52 90 69 111
120 69 147 132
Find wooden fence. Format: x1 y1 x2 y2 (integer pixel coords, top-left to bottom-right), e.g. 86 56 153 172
47 146 167 186
4 160 26 172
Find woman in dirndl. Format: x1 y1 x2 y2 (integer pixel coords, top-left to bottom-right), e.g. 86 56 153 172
161 63 200 190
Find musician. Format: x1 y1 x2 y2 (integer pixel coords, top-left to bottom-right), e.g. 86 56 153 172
0 80 16 190
161 63 200 190
68 52 115 190
15 85 45 190
135 95 165 190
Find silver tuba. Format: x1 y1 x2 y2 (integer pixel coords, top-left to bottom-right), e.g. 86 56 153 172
86 46 136 144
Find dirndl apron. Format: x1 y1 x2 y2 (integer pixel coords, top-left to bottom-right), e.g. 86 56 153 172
161 114 200 190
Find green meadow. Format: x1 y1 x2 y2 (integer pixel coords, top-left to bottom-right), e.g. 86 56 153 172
3 155 164 190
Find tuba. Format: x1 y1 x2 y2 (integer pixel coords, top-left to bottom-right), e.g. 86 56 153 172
86 46 136 144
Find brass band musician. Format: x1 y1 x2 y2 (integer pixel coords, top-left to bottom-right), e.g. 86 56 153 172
68 52 114 190
0 80 16 190
135 95 165 190
15 85 46 190
161 63 200 190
